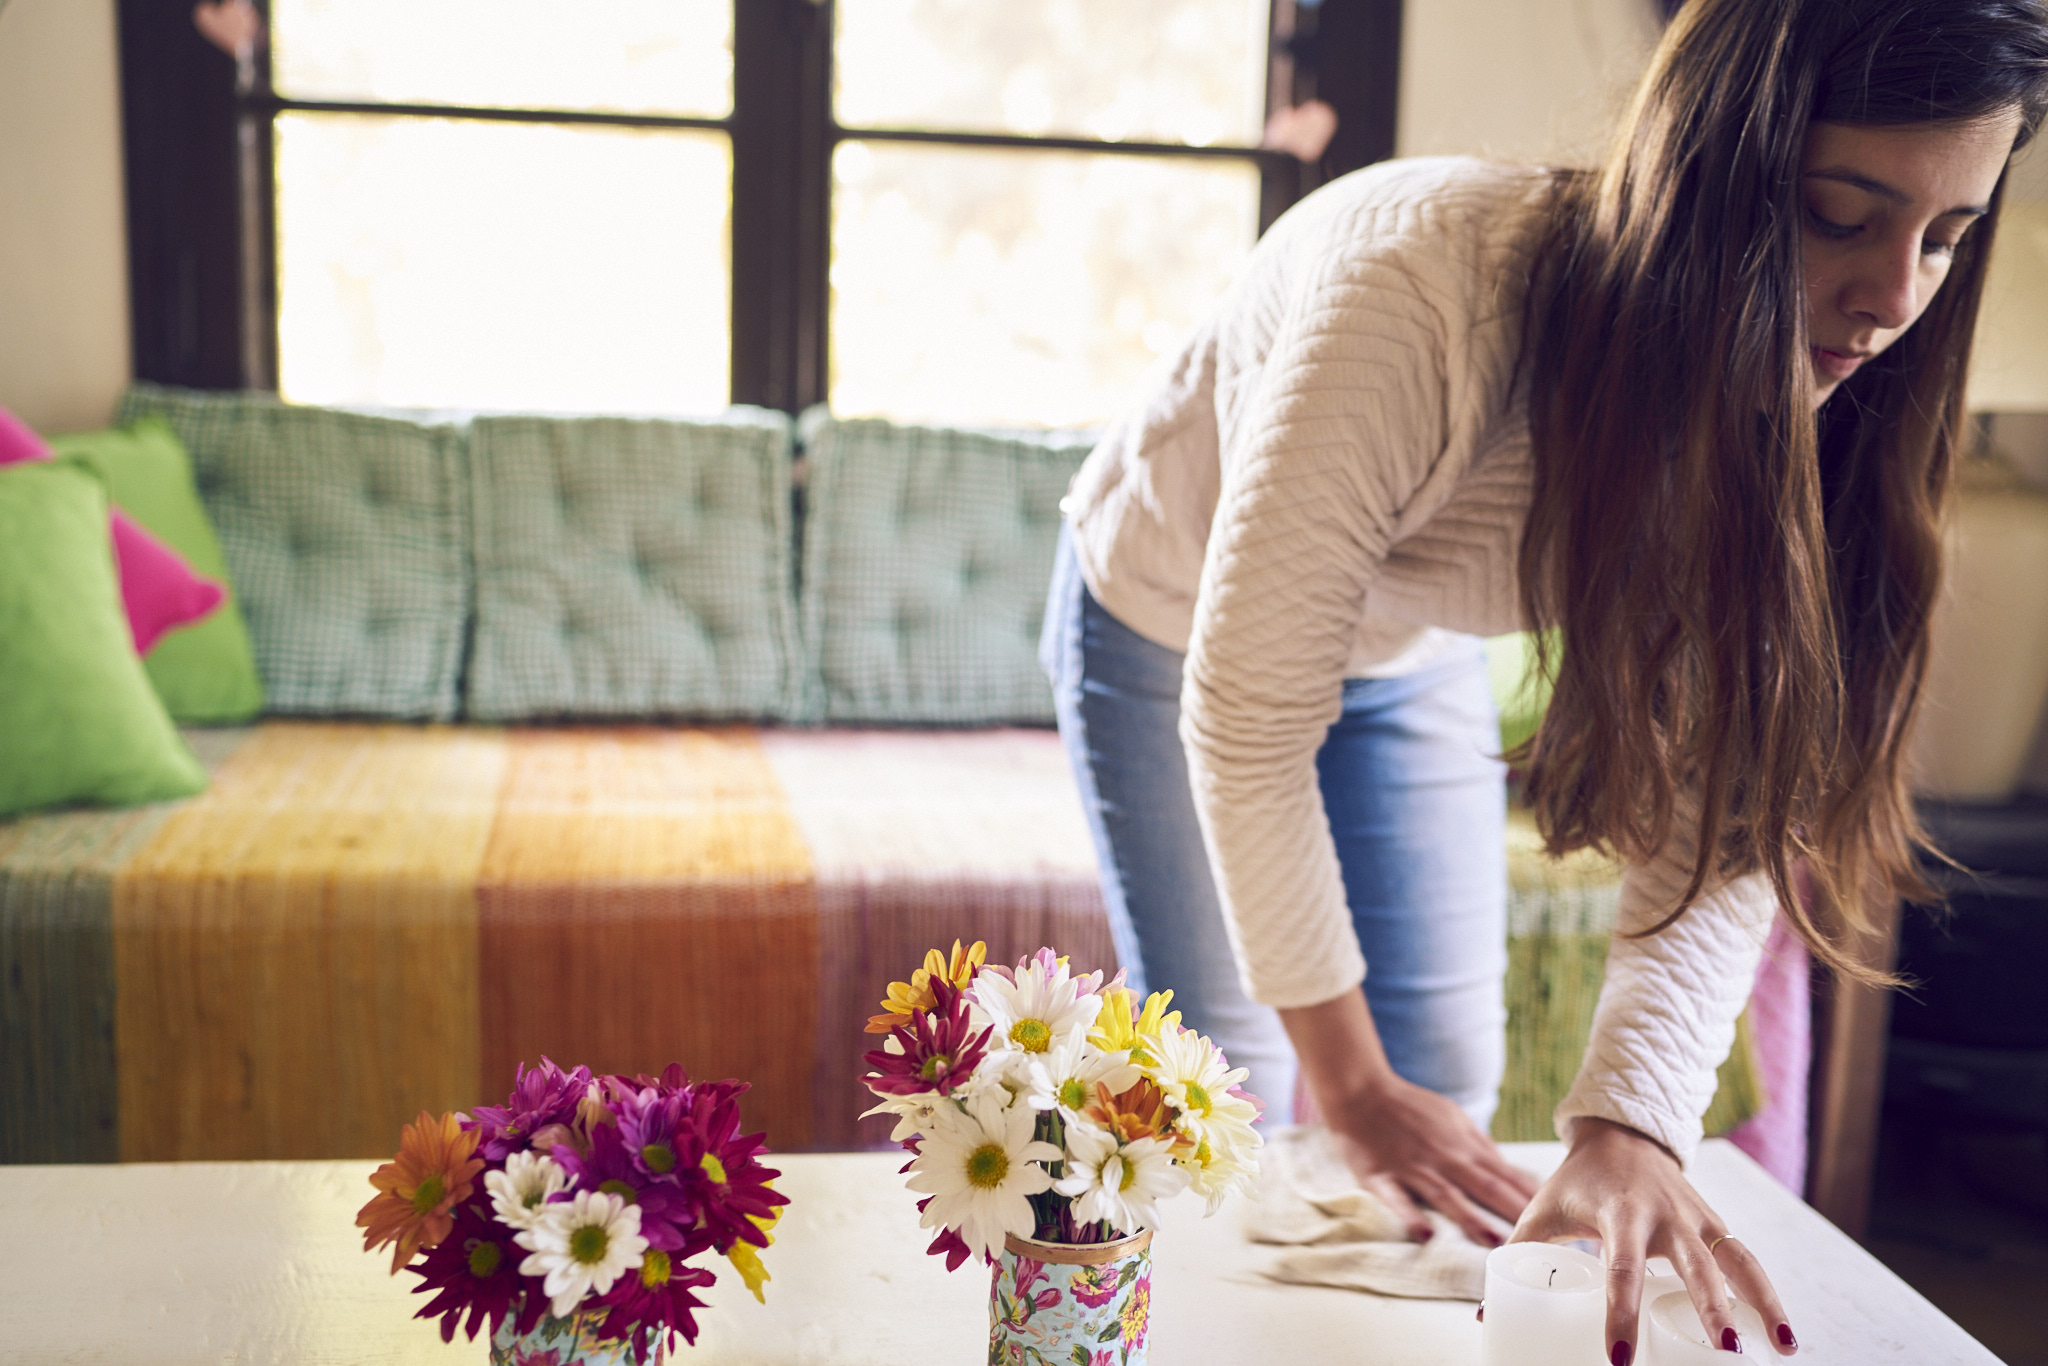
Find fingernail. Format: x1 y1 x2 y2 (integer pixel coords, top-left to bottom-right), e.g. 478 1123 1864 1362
1482 1229 1503 1247
1476 1304 1485 1322
1611 1340 1633 1366
1416 1226 1434 1243
1723 1327 1744 1353
1776 1324 1796 1349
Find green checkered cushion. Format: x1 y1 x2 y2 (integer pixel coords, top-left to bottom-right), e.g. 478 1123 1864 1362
115 384 469 720
465 412 801 722
800 409 1093 724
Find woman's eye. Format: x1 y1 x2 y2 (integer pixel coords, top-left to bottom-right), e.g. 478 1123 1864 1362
1922 237 1959 259
1806 208 1859 239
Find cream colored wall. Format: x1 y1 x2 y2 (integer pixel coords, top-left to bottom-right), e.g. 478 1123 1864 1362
0 0 129 435
1396 0 1662 166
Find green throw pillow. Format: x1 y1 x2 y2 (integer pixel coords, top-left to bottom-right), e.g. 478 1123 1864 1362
51 418 264 722
0 461 208 815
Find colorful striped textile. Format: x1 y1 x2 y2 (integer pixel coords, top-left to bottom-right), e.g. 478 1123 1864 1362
1 722 1762 1163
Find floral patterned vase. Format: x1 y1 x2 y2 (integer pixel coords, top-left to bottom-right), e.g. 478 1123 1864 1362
488 1307 664 1366
991 1229 1153 1366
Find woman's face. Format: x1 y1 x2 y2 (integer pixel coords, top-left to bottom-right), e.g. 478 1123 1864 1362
1801 111 2022 408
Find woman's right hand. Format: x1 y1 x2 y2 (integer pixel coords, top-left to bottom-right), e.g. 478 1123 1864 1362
1280 987 1539 1245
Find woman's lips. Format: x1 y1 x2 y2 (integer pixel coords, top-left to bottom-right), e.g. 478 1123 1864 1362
1812 346 1870 381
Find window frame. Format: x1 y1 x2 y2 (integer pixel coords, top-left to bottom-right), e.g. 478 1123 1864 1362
116 0 1402 416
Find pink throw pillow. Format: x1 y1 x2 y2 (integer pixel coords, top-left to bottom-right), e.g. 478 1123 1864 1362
0 404 226 654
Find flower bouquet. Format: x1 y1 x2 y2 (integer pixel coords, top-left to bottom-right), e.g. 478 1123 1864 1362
357 1059 785 1365
861 943 1262 1366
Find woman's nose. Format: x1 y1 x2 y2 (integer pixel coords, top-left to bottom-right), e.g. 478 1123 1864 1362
1841 239 1920 331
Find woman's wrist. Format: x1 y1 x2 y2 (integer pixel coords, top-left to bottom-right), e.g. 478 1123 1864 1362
1277 985 1400 1111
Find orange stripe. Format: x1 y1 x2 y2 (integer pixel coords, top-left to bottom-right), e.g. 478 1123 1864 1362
475 727 819 1149
113 722 502 1160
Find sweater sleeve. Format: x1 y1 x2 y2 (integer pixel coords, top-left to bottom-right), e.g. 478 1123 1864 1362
1554 815 1778 1166
1178 224 1457 1011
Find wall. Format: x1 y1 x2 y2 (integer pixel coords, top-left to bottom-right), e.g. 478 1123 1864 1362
0 0 129 434
1396 0 1662 165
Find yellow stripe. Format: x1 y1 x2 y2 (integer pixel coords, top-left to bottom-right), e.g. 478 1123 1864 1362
114 722 504 1160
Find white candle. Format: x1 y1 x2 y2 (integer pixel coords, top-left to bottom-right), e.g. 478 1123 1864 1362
1639 1290 1770 1364
1480 1242 1607 1366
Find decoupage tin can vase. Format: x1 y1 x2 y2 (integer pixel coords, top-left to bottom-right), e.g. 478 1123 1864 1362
489 1307 664 1366
991 1228 1154 1366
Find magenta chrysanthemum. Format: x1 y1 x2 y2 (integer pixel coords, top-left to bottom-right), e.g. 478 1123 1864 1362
468 1058 593 1162
407 1198 542 1343
862 979 993 1097
588 1244 718 1358
670 1085 787 1253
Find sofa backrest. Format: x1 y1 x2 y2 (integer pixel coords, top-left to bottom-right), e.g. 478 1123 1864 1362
116 385 1092 727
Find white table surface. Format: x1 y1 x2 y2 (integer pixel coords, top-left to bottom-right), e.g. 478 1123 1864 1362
0 1140 1998 1365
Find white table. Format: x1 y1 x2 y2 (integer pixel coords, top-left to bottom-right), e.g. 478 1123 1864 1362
0 1141 1998 1364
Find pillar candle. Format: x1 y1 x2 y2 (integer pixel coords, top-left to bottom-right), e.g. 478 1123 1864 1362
1480 1242 1607 1366
1639 1290 1769 1364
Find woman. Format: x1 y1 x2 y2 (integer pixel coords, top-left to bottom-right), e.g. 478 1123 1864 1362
1041 0 2048 1359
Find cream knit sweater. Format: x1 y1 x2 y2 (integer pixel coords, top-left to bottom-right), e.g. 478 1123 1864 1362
1064 158 1776 1164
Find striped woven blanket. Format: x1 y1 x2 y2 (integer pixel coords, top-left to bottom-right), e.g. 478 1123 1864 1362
0 723 1758 1163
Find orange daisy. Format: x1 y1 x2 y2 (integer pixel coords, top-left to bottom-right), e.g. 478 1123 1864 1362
357 1110 486 1273
1085 1077 1178 1145
865 939 987 1033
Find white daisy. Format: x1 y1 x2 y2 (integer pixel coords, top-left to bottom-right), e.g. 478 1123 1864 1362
859 1092 948 1143
1024 1030 1141 1119
1180 1126 1260 1215
1053 1121 1189 1234
905 1086 1062 1261
483 1149 569 1231
514 1189 649 1319
1146 1023 1258 1144
972 954 1102 1057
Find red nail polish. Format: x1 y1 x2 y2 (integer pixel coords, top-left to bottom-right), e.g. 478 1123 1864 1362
1776 1324 1797 1349
1416 1226 1434 1243
1476 1305 1485 1322
1611 1340 1633 1366
1723 1327 1744 1353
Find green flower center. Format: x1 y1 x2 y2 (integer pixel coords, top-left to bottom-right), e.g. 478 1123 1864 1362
467 1239 502 1278
1194 1139 1213 1167
1058 1078 1089 1111
920 1053 952 1081
640 1248 672 1289
1117 1156 1138 1192
522 1187 545 1210
1183 1081 1212 1115
641 1143 677 1174
966 1143 1010 1190
700 1152 728 1184
569 1224 611 1266
598 1179 637 1204
410 1174 445 1215
1009 1019 1053 1052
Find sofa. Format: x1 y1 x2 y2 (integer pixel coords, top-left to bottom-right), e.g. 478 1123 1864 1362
0 384 1771 1165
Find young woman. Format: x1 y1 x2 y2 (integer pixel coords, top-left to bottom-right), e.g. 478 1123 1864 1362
1041 0 2048 1359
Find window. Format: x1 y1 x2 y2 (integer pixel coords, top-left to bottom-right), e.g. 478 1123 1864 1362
118 0 1401 427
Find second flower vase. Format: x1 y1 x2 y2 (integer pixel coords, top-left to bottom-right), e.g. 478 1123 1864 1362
990 1228 1153 1366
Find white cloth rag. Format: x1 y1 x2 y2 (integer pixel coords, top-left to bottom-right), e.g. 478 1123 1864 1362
1241 1126 1491 1301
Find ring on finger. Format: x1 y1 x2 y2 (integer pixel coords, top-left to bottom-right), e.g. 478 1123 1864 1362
1707 1233 1738 1254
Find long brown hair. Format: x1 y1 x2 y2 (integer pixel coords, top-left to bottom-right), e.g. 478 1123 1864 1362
1518 0 2048 980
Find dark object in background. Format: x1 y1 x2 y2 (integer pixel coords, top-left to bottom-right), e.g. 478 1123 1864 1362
1886 797 2048 1128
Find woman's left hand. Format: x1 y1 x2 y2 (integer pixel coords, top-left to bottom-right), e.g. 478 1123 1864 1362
1511 1117 1797 1364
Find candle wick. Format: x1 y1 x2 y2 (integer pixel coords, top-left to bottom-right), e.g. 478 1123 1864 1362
1549 1269 1557 1287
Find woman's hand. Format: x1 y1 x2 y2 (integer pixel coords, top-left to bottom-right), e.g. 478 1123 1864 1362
1279 988 1539 1245
1513 1117 1797 1363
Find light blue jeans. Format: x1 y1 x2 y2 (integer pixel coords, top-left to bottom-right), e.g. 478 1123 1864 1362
1040 527 1509 1127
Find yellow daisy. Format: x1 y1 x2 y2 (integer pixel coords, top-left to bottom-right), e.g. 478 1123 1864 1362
866 939 987 1034
724 1186 783 1303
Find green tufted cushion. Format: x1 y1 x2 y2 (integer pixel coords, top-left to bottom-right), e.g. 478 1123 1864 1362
800 409 1093 725
465 412 802 722
116 384 470 720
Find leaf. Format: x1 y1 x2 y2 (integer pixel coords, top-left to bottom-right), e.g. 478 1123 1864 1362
1116 1262 1138 1288
1096 1322 1121 1344
1072 1347 1092 1366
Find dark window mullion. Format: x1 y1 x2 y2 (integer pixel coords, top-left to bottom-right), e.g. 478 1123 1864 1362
731 0 832 414
251 95 731 134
